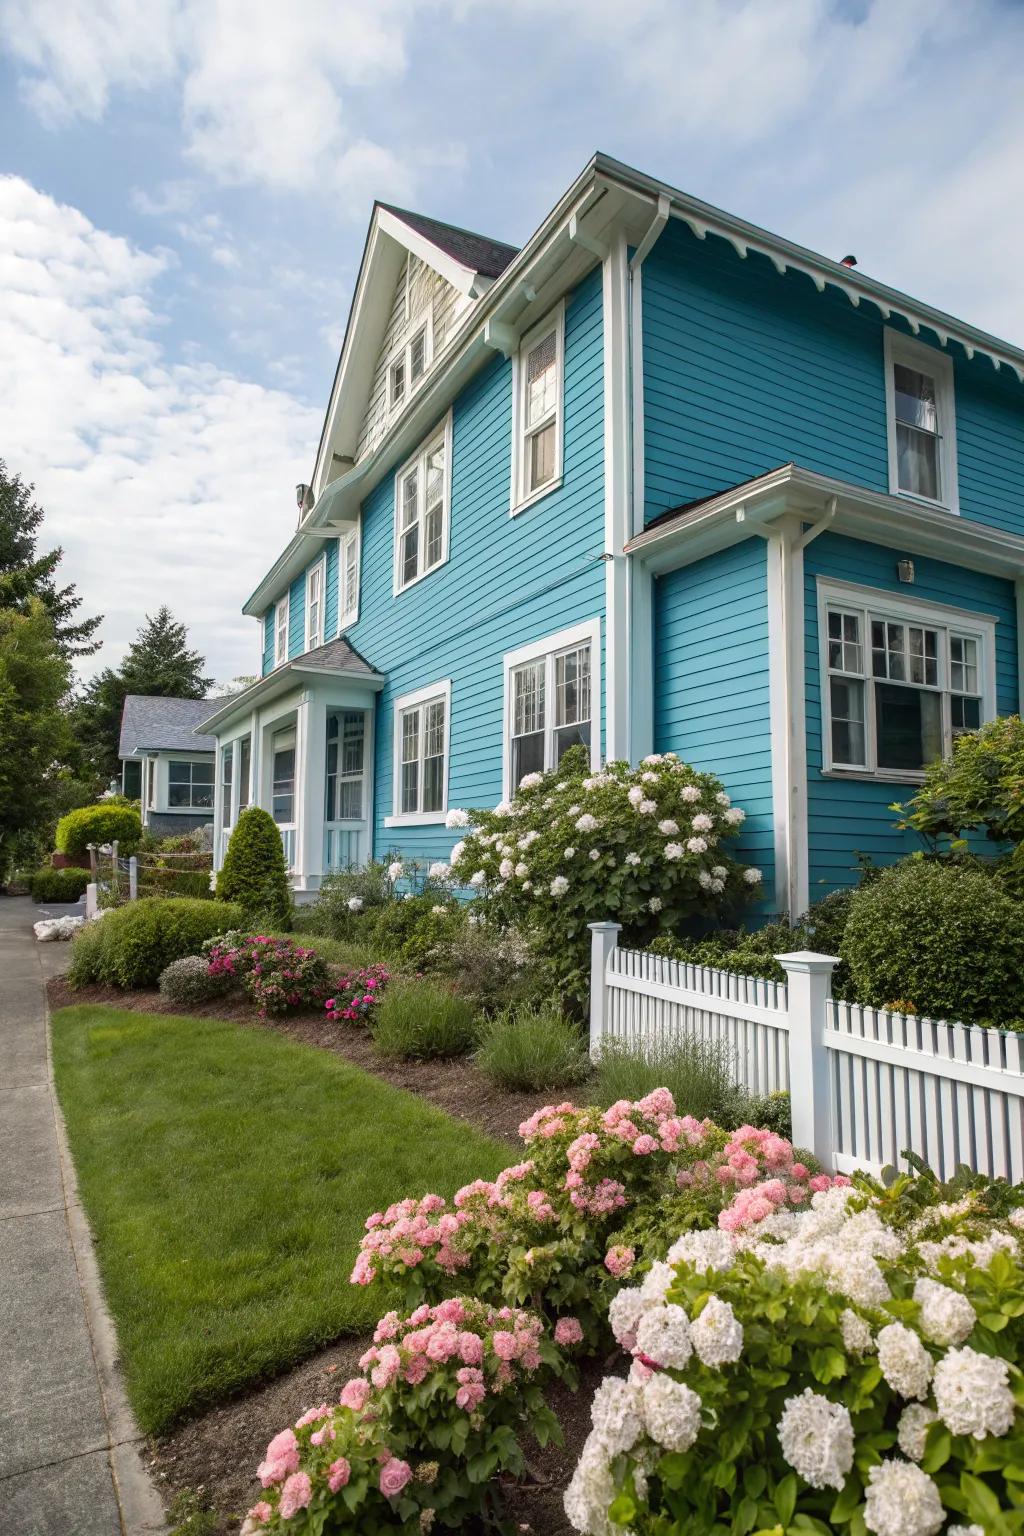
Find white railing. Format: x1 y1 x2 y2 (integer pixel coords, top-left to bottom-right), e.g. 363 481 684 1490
589 922 1024 1182
278 823 297 871
324 822 365 873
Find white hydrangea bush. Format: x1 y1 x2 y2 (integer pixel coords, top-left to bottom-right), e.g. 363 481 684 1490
565 1181 1024 1536
445 749 762 999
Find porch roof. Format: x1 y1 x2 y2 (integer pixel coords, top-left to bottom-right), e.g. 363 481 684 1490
625 463 1024 581
195 636 384 737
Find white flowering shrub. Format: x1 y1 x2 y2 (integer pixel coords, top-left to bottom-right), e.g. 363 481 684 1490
565 1180 1024 1536
448 749 761 1001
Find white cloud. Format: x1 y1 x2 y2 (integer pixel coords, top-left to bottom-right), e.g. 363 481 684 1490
0 176 321 683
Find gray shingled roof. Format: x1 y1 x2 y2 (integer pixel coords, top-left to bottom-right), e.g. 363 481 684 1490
294 635 380 676
380 205 518 279
119 695 220 758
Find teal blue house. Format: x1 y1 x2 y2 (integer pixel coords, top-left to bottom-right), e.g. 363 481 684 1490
200 155 1024 918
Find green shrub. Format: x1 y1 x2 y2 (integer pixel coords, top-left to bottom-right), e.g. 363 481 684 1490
158 955 232 1007
593 1033 738 1121
843 857 1024 1025
301 861 394 938
648 922 796 984
68 898 244 990
475 1003 590 1091
721 1087 793 1138
29 866 91 903
215 807 291 927
370 977 478 1060
367 893 466 968
445 921 544 1015
55 803 142 861
896 712 1024 847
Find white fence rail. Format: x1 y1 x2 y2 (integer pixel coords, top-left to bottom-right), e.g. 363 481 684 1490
588 921 1024 1182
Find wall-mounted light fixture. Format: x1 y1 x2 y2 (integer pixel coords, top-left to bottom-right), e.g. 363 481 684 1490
897 558 915 584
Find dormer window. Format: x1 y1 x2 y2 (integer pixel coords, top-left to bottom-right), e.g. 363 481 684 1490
884 330 958 512
388 320 431 412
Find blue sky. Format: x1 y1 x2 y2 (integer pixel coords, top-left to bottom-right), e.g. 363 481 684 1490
1 0 1023 684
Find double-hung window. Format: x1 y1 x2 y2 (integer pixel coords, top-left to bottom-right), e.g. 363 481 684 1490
338 525 360 630
388 317 431 412
503 620 599 793
168 759 214 809
274 596 289 667
386 681 451 824
271 729 296 824
884 330 958 511
326 711 366 821
820 581 993 779
511 303 564 512
305 558 325 651
394 416 450 593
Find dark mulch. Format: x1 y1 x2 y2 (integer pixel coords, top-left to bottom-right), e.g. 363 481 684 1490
151 1337 603 1535
46 976 574 1145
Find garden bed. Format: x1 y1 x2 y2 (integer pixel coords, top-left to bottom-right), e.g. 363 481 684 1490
46 975 572 1144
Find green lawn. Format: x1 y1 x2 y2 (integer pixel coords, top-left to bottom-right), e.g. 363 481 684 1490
52 1005 509 1433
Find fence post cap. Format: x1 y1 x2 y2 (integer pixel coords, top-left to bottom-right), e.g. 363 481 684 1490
775 950 840 973
588 920 623 933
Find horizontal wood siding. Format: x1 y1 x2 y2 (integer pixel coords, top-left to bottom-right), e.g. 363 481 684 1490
653 537 774 899
343 269 606 866
324 536 340 638
641 221 1024 539
804 531 1018 895
262 611 274 676
287 572 305 661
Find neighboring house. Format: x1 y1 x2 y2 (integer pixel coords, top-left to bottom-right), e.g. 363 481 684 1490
201 158 1024 916
119 695 218 836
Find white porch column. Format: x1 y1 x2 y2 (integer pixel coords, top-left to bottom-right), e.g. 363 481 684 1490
295 689 327 892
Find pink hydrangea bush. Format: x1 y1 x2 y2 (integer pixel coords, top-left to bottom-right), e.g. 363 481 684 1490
324 964 391 1026
242 1297 569 1533
204 934 332 1017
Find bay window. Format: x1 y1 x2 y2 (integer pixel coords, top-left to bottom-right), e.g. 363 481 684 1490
503 620 600 793
820 582 993 778
394 417 450 593
326 711 366 821
884 330 958 512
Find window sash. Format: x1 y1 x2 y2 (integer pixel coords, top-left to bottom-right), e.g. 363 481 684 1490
340 529 359 624
306 563 323 650
395 427 447 591
509 641 592 787
238 737 251 811
221 744 233 825
824 602 986 775
168 759 214 809
514 310 562 509
886 334 956 509
326 711 365 822
389 321 431 411
397 695 447 816
274 599 289 666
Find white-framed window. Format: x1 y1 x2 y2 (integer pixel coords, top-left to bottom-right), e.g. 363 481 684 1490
502 619 601 795
884 330 959 513
237 736 251 812
385 680 451 826
274 596 289 667
305 557 325 652
388 316 432 412
271 728 296 824
818 579 995 781
393 415 451 594
511 302 565 514
326 710 366 822
221 742 234 829
168 758 215 810
338 525 360 631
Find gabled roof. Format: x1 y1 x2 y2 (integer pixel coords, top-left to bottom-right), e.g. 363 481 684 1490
119 695 219 758
196 635 384 736
378 205 517 280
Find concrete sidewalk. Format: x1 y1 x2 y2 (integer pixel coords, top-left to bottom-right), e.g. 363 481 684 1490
0 897 167 1536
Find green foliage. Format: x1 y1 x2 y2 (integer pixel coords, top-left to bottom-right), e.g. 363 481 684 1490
0 600 75 881
453 753 761 1007
0 459 101 657
592 1034 739 1122
370 977 478 1060
29 865 91 903
444 921 544 1015
896 714 1024 848
157 955 232 1007
300 860 395 938
205 934 332 1016
724 1088 793 1138
368 892 466 968
216 806 292 927
843 857 1024 1025
166 1489 219 1536
475 1003 591 1091
649 926 792 984
55 802 142 860
67 897 243 990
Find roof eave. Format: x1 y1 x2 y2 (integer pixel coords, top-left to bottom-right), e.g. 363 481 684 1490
196 658 384 735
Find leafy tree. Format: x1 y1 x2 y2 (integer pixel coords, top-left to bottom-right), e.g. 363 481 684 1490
0 600 75 879
0 460 101 658
894 714 1024 849
73 607 213 782
216 807 292 928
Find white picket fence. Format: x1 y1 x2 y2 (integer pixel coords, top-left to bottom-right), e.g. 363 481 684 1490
588 922 1024 1182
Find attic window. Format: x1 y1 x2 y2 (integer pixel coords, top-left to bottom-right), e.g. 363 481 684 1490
388 320 432 413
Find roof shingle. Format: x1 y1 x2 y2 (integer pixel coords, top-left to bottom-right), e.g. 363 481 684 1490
379 204 518 279
118 695 221 758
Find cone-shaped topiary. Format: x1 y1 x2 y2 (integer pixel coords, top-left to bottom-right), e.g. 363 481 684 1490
216 806 292 928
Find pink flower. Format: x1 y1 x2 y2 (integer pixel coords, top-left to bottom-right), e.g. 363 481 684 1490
492 1330 517 1360
279 1471 313 1519
379 1457 412 1498
257 1428 299 1487
632 1134 659 1156
455 1367 485 1411
604 1244 635 1278
458 1331 484 1365
371 1345 401 1389
554 1317 584 1347
327 1458 351 1494
340 1377 371 1411
246 1504 272 1526
310 1424 335 1447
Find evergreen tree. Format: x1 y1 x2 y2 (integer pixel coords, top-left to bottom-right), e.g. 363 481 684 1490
73 607 213 782
0 460 102 658
0 600 75 879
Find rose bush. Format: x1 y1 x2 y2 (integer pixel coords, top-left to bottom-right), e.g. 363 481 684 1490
445 749 763 1003
204 933 332 1016
241 1297 572 1533
565 1180 1024 1536
325 964 392 1025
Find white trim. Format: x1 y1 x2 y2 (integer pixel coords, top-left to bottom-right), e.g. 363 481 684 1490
386 310 434 415
304 554 326 652
274 595 289 668
510 301 565 516
166 755 216 812
385 678 452 826
815 576 997 784
392 412 452 595
501 618 601 799
375 208 484 299
762 523 808 919
884 328 959 515
338 523 360 633
603 233 632 763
